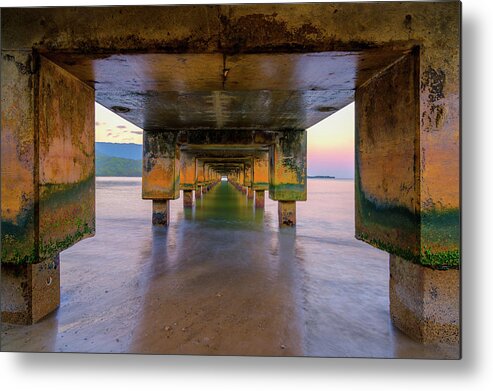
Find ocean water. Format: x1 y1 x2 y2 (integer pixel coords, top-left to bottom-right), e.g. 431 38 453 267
1 178 458 358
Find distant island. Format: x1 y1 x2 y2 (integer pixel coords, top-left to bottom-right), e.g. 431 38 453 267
96 142 142 177
307 175 335 179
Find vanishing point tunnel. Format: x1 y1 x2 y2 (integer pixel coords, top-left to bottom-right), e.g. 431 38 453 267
1 3 460 346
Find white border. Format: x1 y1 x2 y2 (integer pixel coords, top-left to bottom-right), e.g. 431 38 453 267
1 0 492 390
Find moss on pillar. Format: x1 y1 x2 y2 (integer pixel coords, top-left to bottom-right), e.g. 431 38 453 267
143 131 180 200
269 131 307 201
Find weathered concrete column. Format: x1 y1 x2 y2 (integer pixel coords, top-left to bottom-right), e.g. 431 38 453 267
247 187 254 199
269 131 307 227
389 255 459 344
183 190 193 208
152 200 170 226
143 131 180 225
179 150 196 192
1 53 95 324
1 256 61 324
255 190 265 208
278 201 296 227
253 151 269 192
355 49 460 344
196 160 206 194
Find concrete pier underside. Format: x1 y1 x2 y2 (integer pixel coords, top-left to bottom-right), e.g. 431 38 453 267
1 3 460 349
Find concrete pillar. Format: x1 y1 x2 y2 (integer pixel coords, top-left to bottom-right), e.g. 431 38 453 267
253 150 269 191
255 190 265 208
269 131 307 201
244 161 253 187
1 53 95 324
355 50 459 343
269 131 306 227
195 188 201 201
179 150 196 193
143 131 179 225
278 201 296 227
152 200 170 226
247 186 254 199
183 190 193 208
196 161 205 192
389 255 460 344
142 131 180 200
1 256 60 324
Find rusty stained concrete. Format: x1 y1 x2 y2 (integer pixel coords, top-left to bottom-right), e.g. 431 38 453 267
1 50 37 264
142 131 180 200
253 151 270 191
269 131 307 202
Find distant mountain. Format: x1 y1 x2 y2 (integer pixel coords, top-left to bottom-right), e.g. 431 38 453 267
96 154 141 177
95 142 142 176
95 142 142 161
94 142 336 179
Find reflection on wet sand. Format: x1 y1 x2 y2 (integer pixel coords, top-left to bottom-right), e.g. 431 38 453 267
1 178 459 358
130 183 303 355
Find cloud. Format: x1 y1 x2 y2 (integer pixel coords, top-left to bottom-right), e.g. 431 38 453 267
116 125 127 129
95 121 101 126
130 130 143 135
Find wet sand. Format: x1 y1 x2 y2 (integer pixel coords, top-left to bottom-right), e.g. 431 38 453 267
1 178 459 358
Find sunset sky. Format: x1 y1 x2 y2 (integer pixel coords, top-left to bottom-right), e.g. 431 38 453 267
90 0 360 179
95 102 355 179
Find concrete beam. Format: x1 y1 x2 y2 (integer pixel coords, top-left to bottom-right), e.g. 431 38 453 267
355 50 459 270
269 131 307 201
142 131 180 200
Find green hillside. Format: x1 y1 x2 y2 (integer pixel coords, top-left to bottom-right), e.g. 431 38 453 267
96 154 142 177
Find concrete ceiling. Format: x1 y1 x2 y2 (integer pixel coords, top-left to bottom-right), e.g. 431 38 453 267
45 49 408 131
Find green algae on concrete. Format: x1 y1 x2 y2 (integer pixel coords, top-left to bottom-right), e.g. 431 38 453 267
355 176 459 270
269 130 307 201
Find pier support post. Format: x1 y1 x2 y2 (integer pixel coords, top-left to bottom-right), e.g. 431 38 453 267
183 190 193 208
143 131 180 225
255 190 265 208
355 50 459 345
278 201 296 227
389 255 460 344
1 53 95 324
247 187 254 199
152 200 170 226
269 131 306 227
1 256 60 324
253 151 269 192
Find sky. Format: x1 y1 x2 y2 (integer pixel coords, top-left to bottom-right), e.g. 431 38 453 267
95 102 355 179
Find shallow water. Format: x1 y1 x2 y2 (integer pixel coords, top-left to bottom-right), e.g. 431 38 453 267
1 178 458 358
